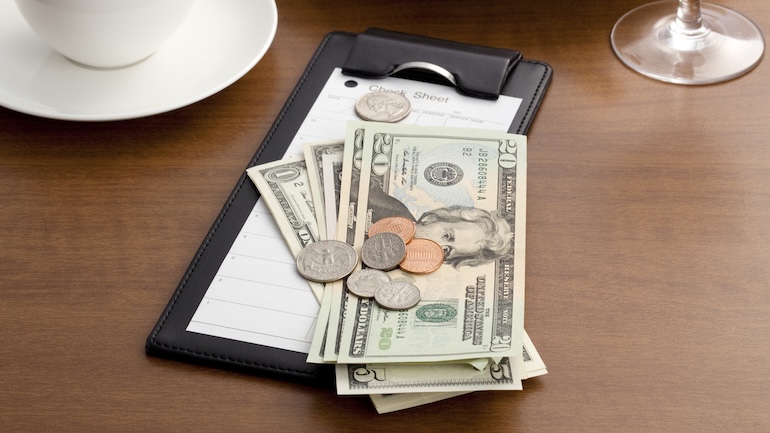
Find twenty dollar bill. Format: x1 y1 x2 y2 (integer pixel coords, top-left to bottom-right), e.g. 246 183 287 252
334 121 527 364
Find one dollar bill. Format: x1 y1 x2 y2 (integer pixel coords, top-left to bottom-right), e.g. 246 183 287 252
246 155 325 302
302 140 344 241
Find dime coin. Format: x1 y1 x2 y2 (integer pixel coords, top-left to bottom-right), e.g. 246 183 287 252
368 216 416 243
355 91 411 123
346 268 391 298
399 238 444 274
295 240 358 283
360 232 407 271
374 280 421 310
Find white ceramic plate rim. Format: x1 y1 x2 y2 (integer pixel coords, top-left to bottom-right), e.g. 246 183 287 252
0 0 278 121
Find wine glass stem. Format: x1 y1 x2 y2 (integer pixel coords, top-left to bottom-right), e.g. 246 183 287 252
674 0 709 37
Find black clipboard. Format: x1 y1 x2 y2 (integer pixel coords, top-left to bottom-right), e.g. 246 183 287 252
146 29 552 386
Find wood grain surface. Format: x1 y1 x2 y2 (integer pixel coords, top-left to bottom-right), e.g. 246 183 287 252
2 1 769 431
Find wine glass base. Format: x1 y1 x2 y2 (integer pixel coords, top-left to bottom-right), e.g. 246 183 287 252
611 1 765 84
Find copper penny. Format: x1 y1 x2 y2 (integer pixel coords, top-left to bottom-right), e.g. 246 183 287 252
399 238 444 274
368 216 416 243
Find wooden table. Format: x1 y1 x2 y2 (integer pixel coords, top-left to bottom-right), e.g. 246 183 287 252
2 1 769 431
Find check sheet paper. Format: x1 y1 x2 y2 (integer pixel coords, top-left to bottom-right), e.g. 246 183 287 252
186 69 522 354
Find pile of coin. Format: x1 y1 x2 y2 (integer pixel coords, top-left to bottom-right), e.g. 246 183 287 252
364 216 443 275
295 216 444 310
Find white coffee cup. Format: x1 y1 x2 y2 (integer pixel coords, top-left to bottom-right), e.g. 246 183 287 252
16 0 193 68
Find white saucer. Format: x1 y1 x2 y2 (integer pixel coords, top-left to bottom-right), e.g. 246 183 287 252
0 0 278 121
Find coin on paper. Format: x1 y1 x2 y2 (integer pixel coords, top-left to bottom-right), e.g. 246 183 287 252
360 232 407 271
296 240 358 283
368 216 416 243
374 280 421 310
399 238 444 274
355 91 411 123
346 268 391 298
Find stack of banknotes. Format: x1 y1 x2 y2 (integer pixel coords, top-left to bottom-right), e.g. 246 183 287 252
247 120 546 413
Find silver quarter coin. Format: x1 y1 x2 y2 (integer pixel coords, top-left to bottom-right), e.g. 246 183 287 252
374 280 421 310
355 91 411 123
346 268 391 298
360 232 406 271
296 240 358 283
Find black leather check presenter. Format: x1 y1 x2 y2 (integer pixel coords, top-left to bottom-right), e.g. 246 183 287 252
146 28 552 385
